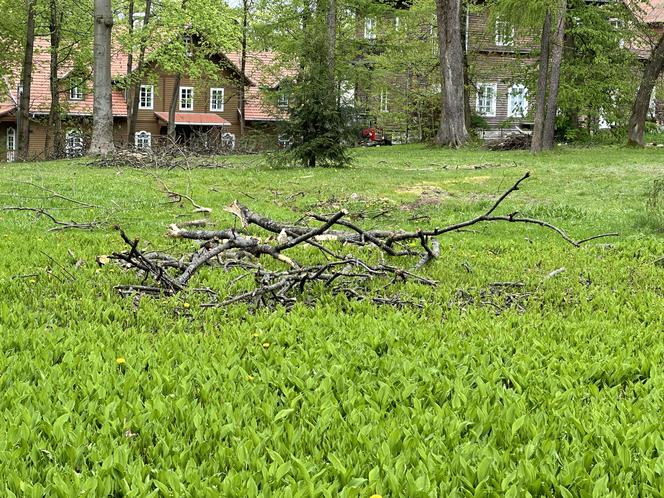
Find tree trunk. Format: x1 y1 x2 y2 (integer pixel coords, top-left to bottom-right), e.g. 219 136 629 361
531 9 552 153
628 31 664 146
326 0 336 75
125 0 135 143
128 0 152 143
46 0 63 159
434 0 468 147
461 2 471 131
238 0 248 137
90 0 116 155
168 73 181 140
18 0 36 161
542 1 566 150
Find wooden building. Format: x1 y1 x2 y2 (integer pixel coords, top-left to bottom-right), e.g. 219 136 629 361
0 39 283 162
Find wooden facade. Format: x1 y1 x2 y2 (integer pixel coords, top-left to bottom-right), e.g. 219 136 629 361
0 42 281 162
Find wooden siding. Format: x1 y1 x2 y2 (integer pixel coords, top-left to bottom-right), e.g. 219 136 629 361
467 11 537 55
471 53 535 128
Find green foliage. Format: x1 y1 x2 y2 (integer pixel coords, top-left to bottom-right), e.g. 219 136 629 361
276 7 353 168
1 146 663 495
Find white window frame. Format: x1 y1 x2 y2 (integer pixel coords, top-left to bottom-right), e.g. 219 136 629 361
364 18 376 40
138 84 154 110
184 35 193 57
609 18 625 48
210 88 225 112
380 90 388 113
6 127 16 162
221 132 236 150
134 130 152 150
277 94 289 109
179 87 194 111
65 129 84 158
69 81 84 101
495 19 515 47
507 84 528 118
476 83 497 117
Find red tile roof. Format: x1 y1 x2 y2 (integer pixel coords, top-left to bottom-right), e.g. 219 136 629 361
0 38 128 117
225 52 292 122
0 105 15 117
0 38 287 124
154 112 231 126
640 0 664 23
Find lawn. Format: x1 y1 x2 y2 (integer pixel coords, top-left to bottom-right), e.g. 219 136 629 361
1 144 663 497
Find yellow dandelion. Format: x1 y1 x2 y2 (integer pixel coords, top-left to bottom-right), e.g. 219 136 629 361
262 342 270 349
252 332 260 337
247 375 254 381
29 279 36 284
183 302 190 309
116 357 126 365
370 495 382 498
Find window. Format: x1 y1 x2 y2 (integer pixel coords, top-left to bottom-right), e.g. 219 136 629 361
179 87 194 111
495 19 514 47
139 85 154 109
476 83 497 117
184 35 193 57
507 84 528 118
65 130 84 158
277 94 289 109
609 18 625 48
221 132 236 150
6 127 16 162
364 18 376 40
134 131 152 150
210 88 225 112
380 90 388 113
69 81 84 101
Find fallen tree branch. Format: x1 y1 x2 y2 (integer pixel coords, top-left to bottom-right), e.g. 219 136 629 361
110 172 617 310
2 206 100 231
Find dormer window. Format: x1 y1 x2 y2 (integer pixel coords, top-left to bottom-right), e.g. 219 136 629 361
609 18 625 48
69 81 84 101
495 19 514 47
184 35 193 57
364 18 376 40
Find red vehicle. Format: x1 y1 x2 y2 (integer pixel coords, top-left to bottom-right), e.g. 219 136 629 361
360 127 392 147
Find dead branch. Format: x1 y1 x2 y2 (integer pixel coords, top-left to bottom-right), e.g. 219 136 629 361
109 172 617 310
16 181 101 208
2 206 100 231
154 176 212 214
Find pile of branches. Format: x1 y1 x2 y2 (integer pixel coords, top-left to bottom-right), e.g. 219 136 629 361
111 173 616 310
88 146 228 170
486 133 532 151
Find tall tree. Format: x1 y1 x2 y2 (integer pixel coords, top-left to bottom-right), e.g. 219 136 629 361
238 0 251 137
17 0 36 161
125 0 135 131
278 0 351 167
627 31 664 146
89 0 116 155
45 0 63 158
127 0 152 142
531 9 552 152
542 0 565 149
434 0 468 147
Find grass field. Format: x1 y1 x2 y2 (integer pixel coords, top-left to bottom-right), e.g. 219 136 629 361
1 144 663 497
